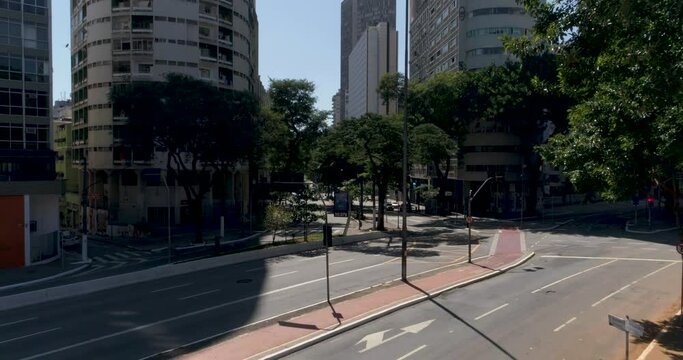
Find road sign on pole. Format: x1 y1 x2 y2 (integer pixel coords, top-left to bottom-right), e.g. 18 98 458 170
609 314 644 360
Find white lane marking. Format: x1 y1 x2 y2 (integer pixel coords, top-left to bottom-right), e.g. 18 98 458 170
69 264 105 278
541 255 680 263
396 345 427 360
178 289 220 301
488 233 500 256
520 232 527 252
532 260 618 294
298 255 325 262
553 317 577 332
150 283 193 293
270 271 298 278
330 259 355 266
474 303 509 321
592 262 678 307
19 259 396 360
0 327 61 345
0 317 37 327
21 258 396 360
245 267 264 272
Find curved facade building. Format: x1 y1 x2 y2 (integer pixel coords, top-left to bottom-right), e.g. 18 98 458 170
70 0 259 230
409 0 535 216
410 0 533 79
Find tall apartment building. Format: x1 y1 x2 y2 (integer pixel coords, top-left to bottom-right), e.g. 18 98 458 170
347 22 398 119
0 1 61 268
409 0 536 216
336 0 396 123
410 0 534 80
70 0 259 234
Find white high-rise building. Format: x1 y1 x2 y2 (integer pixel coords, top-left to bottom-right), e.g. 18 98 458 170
70 0 260 232
347 22 398 119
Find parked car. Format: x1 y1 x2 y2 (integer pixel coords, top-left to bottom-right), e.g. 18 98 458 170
385 202 400 211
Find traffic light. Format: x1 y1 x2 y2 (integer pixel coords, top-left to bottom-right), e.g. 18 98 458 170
647 197 655 208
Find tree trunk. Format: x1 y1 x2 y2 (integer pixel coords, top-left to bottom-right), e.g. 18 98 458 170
377 180 388 231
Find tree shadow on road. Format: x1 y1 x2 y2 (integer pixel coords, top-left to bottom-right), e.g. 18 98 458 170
404 281 518 360
633 313 683 358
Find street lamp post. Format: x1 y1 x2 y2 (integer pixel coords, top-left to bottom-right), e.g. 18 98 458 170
468 176 501 263
401 0 409 281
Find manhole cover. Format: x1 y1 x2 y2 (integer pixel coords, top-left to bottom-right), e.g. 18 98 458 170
236 279 253 284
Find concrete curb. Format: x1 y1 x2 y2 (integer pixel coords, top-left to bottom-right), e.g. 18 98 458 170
261 251 536 360
0 232 389 311
625 222 679 234
0 262 91 292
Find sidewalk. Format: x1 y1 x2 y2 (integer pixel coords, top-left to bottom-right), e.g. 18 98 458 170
164 229 530 360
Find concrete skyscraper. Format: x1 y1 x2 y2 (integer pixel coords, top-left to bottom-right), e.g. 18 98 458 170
0 1 62 268
70 0 260 233
409 0 536 217
335 0 396 123
347 22 398 119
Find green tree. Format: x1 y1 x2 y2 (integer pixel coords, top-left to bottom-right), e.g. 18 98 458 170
264 79 328 174
264 203 293 243
520 0 683 206
318 114 403 231
111 73 259 242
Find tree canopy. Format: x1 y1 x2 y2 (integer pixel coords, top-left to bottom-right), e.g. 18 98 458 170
111 73 259 241
520 0 683 200
263 79 328 174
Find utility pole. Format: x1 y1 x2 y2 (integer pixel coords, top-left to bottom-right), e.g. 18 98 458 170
401 0 409 281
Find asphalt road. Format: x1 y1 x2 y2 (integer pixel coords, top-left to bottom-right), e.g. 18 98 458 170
285 214 682 360
0 221 493 360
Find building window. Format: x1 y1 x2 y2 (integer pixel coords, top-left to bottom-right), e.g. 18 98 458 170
138 63 152 73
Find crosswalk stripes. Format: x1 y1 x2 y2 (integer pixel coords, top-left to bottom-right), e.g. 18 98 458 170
70 250 159 278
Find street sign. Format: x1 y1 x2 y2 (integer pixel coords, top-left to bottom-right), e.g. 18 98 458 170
677 242 683 255
609 314 644 337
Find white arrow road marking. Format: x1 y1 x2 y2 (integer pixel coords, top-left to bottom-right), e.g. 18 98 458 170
356 319 435 353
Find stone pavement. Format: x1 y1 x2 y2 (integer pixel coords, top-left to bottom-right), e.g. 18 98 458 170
171 229 530 360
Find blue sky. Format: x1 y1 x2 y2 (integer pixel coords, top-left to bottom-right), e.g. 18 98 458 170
51 1 408 111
